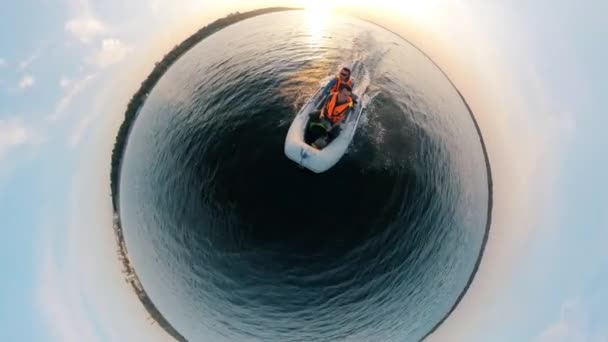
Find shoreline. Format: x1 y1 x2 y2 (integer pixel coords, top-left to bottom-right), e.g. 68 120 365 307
112 214 187 341
109 7 302 342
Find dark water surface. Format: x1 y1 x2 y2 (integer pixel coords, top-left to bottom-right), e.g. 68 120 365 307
119 11 490 342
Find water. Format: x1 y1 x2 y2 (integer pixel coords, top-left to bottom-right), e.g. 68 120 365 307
119 11 490 342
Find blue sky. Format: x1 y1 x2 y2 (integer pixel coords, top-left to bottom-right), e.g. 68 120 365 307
0 0 606 341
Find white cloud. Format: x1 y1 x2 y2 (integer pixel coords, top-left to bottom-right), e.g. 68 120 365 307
65 17 107 43
0 117 46 160
18 53 39 72
149 0 161 13
535 299 608 342
88 39 129 68
60 76 72 89
0 118 29 158
0 58 6 67
536 299 586 342
64 0 108 43
69 115 94 147
19 75 35 89
52 73 97 119
0 117 44 187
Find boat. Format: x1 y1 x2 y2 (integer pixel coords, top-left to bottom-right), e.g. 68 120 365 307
284 86 365 173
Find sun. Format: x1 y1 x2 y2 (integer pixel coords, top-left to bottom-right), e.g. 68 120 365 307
302 1 332 46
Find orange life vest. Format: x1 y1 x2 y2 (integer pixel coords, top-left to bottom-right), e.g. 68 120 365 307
330 74 353 93
324 92 353 123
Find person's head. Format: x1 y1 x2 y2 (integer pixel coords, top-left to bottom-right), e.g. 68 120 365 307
338 83 352 101
339 67 351 81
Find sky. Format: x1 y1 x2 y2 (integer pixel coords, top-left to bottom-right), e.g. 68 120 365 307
0 0 606 341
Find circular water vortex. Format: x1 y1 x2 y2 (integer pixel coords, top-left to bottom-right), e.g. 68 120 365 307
118 11 491 342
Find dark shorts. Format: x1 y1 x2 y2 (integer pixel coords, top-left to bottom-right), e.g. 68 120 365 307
305 110 341 145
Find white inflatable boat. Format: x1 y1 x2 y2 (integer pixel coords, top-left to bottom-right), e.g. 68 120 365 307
284 87 365 173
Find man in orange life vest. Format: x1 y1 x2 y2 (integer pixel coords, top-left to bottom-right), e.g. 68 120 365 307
321 66 355 97
305 83 354 149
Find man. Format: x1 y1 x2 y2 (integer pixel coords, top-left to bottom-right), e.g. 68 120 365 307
322 66 355 97
305 83 354 149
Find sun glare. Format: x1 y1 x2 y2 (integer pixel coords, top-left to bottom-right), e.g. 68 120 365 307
302 1 332 46
295 0 439 28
